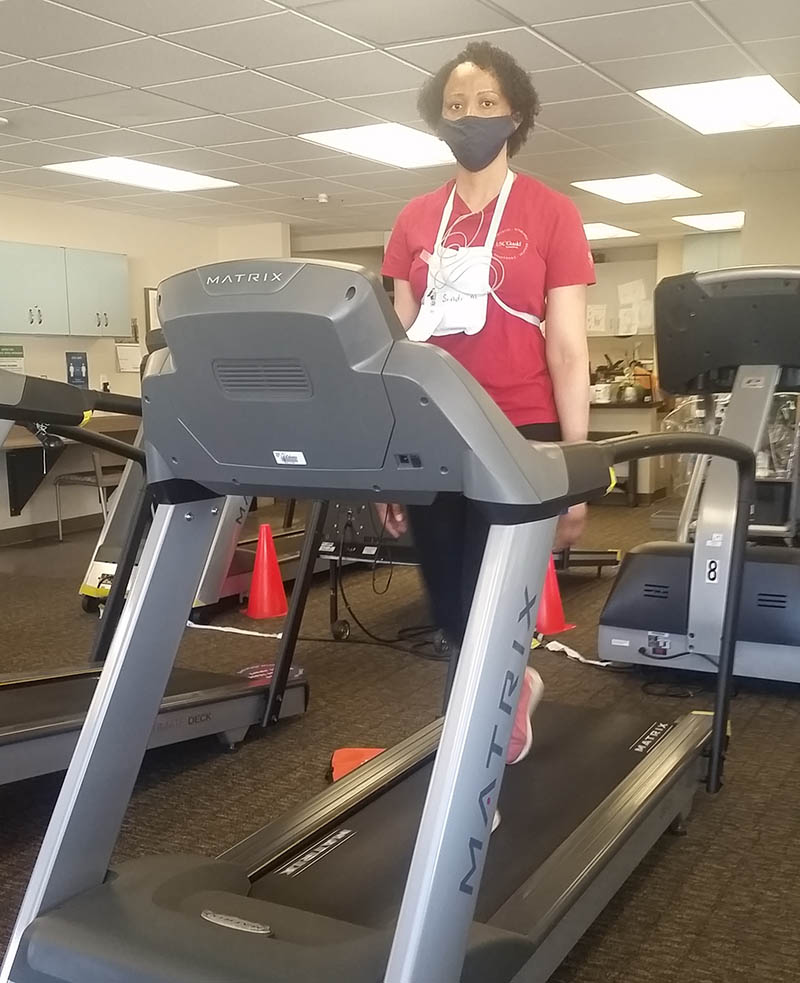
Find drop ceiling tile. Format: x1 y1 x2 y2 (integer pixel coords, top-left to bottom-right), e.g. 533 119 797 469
137 147 258 171
539 6 728 63
0 141 96 166
168 11 367 70
494 0 688 21
0 182 79 201
267 52 428 99
187 185 282 203
0 160 24 173
50 128 190 156
389 28 573 73
0 52 23 68
150 72 315 114
541 94 659 130
135 115 279 147
337 165 452 192
537 66 619 104
48 90 213 126
51 0 281 34
515 146 624 180
595 45 760 91
63 179 178 198
745 37 800 76
300 0 514 44
518 126 584 153
113 191 217 209
0 61 124 104
778 73 800 101
217 137 347 164
250 177 363 197
0 134 28 148
0 98 24 113
702 0 800 43
0 106 114 140
342 89 421 122
292 154 398 177
563 117 693 147
0 166 94 186
0 0 139 58
47 38 239 89
235 100 380 135
202 162 303 184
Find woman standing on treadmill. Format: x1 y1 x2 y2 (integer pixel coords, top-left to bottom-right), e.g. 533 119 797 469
379 42 595 767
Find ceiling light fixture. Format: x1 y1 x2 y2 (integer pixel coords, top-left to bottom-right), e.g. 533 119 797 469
638 76 800 135
299 122 454 169
42 156 238 192
572 173 701 203
672 210 745 231
583 223 639 240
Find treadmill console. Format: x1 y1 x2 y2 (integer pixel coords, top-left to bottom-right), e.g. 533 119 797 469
656 268 800 395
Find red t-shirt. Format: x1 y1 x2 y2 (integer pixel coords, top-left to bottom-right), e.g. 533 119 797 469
382 172 595 426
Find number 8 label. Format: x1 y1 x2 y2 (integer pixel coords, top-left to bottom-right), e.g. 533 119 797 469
705 558 719 584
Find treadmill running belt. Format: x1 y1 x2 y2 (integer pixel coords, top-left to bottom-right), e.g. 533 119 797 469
251 704 671 927
0 667 242 737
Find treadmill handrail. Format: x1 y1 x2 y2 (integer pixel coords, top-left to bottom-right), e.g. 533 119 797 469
600 431 754 793
0 368 141 427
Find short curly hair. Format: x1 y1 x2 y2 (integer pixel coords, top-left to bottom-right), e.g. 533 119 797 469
417 42 540 158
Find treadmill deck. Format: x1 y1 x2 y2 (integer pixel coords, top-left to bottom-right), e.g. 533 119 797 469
250 703 706 928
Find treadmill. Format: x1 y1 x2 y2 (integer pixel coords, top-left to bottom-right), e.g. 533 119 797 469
0 375 310 788
599 268 800 683
1 259 753 983
78 332 309 617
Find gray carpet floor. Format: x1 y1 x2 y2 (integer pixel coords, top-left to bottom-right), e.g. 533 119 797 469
1 502 799 982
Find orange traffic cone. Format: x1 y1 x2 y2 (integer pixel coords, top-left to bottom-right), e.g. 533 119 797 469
245 524 288 619
536 554 575 635
329 747 384 782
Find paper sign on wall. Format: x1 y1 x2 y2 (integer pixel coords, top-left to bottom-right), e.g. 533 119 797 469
0 345 25 375
618 279 646 308
66 351 89 389
116 344 141 373
618 306 637 335
586 304 607 335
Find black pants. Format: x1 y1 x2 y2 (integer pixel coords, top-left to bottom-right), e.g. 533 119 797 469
408 422 562 647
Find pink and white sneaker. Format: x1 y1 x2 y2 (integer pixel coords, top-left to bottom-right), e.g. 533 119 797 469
506 666 544 766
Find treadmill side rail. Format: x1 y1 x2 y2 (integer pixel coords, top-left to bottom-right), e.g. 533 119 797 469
385 518 556 983
688 366 779 661
1 497 224 983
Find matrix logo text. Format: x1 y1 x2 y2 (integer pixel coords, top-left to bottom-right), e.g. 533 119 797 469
206 272 283 285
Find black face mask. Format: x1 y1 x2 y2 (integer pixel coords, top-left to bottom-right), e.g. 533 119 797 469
438 115 516 172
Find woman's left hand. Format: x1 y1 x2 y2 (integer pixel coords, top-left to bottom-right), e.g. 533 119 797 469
554 502 587 550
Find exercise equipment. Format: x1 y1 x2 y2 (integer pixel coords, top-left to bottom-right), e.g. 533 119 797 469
78 334 308 617
600 267 800 682
0 373 310 788
1 259 753 983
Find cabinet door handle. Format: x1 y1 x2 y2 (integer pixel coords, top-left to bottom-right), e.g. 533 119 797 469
96 313 102 328
103 312 109 328
37 307 42 325
28 308 34 324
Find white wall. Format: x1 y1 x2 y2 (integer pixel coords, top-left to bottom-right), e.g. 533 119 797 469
0 193 289 535
741 171 800 266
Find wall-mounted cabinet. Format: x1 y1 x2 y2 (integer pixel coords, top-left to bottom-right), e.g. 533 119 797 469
0 241 129 337
64 248 129 337
0 241 70 335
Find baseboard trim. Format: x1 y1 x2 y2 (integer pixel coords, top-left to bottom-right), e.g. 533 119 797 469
0 513 104 546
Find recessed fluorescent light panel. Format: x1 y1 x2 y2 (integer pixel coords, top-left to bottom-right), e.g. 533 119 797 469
572 173 701 204
672 210 745 231
583 223 639 240
299 122 454 168
637 76 800 135
42 157 238 191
